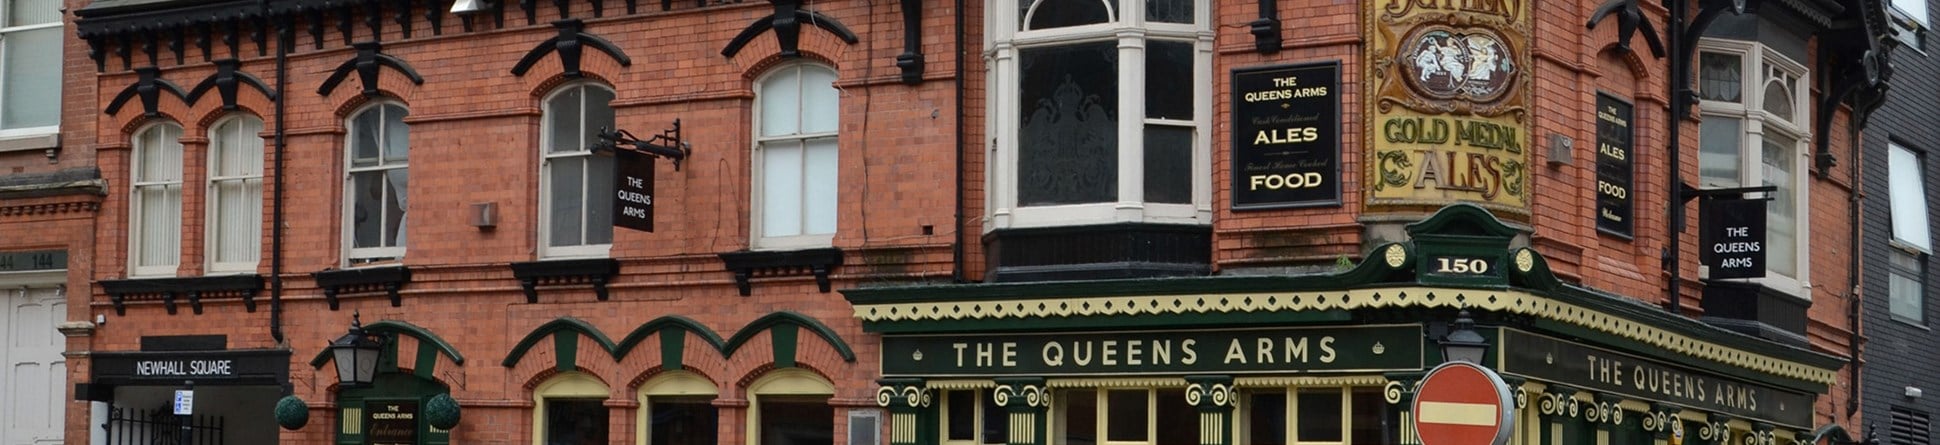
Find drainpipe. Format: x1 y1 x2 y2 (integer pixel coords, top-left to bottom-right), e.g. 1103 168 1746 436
1845 104 1861 418
951 0 966 283
269 2 288 345
1664 0 1688 315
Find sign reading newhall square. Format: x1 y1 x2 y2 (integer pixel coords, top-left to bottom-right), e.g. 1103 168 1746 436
1499 329 1813 428
882 325 1421 376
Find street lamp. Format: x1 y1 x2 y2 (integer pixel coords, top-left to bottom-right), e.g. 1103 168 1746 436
1439 309 1490 364
329 311 386 389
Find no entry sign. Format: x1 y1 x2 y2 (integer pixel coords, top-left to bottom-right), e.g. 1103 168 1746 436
1412 361 1515 445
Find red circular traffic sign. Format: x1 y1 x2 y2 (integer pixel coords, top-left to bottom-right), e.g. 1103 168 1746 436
1411 361 1516 445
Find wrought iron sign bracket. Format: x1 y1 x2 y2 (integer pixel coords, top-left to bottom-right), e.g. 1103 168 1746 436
1677 184 1775 204
595 120 691 171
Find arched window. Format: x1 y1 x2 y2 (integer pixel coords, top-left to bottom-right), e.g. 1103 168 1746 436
745 368 834 445
206 115 263 273
131 123 184 277
532 371 610 445
541 83 617 258
635 371 719 445
344 102 409 264
753 63 840 250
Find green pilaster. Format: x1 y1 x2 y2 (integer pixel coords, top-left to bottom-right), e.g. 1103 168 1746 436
1184 376 1236 445
1536 385 1580 445
994 378 1049 445
877 378 937 445
1385 372 1423 445
555 330 577 372
660 326 686 371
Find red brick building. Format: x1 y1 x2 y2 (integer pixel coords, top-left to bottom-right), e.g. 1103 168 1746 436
59 0 1894 444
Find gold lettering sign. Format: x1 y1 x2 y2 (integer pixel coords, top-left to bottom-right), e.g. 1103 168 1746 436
1364 0 1533 217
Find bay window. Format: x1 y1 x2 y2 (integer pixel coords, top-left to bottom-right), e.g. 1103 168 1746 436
1695 39 1812 297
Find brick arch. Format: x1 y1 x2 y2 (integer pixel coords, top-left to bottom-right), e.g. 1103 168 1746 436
628 365 720 394
1598 44 1653 83
192 108 267 137
527 72 617 100
735 49 842 82
118 113 188 139
331 91 413 121
735 361 837 393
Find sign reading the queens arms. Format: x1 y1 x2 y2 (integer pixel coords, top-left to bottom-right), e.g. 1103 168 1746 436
1365 0 1533 218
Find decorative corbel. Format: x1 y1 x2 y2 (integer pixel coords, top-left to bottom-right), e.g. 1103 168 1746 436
310 9 327 49
721 0 860 58
188 59 280 110
396 0 416 38
510 19 633 78
896 0 925 84
365 0 385 39
1248 0 1279 53
318 41 427 96
1586 0 1666 58
1811 0 1895 177
106 67 190 117
423 0 446 35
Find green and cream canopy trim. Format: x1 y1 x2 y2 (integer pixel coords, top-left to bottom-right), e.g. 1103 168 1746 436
845 204 1845 389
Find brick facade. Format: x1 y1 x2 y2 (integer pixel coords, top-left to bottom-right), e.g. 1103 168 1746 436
61 0 1878 443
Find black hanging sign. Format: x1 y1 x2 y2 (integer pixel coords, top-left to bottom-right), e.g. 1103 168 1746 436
1699 196 1766 279
1232 61 1341 209
365 400 420 445
613 147 656 232
1594 93 1634 237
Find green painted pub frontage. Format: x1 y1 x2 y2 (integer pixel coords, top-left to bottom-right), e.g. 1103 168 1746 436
845 206 1848 445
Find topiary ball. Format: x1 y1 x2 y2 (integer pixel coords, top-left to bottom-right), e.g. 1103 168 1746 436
274 395 309 430
425 393 462 430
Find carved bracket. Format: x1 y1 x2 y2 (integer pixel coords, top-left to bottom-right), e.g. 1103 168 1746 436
319 41 427 97
105 67 189 118
188 59 280 111
718 248 843 296
721 0 860 58
313 265 413 310
511 19 633 78
102 275 264 316
509 258 620 303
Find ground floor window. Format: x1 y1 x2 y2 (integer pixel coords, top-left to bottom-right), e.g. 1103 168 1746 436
638 371 719 445
941 389 1011 445
532 372 609 445
1243 387 1383 445
746 369 836 445
1054 388 1199 445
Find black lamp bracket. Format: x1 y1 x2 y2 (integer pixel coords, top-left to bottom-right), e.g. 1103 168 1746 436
595 119 691 171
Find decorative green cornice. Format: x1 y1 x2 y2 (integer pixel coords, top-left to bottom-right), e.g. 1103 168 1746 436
501 317 619 368
723 311 858 363
614 315 727 358
1406 203 1521 238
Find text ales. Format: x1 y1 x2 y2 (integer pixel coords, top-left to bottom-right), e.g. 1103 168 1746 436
1595 93 1634 236
1365 0 1534 216
1232 62 1342 209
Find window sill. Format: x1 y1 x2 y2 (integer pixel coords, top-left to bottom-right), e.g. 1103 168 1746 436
509 258 619 303
1890 315 1930 330
313 265 412 310
718 248 844 296
0 132 58 153
100 274 264 316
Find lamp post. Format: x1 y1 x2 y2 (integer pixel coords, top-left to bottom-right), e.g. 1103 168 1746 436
1439 309 1490 364
329 311 385 389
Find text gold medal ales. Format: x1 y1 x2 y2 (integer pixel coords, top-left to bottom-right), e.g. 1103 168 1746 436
1365 0 1533 218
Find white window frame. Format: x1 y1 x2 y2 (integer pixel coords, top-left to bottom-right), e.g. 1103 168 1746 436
342 102 410 265
0 0 62 139
751 63 841 251
1695 39 1812 299
634 371 719 445
1893 0 1928 27
205 115 264 274
130 123 183 277
538 82 616 259
984 0 1213 232
1889 143 1930 253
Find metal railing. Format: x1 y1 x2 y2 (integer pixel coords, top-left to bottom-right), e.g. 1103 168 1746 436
102 407 225 445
